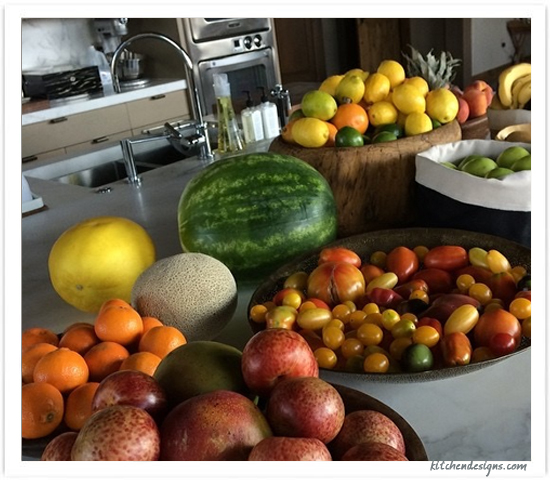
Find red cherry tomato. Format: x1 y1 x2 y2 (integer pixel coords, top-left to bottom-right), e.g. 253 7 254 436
393 279 429 299
367 287 404 308
272 288 306 306
305 297 331 310
489 272 518 307
423 245 469 271
488 332 517 357
412 268 454 294
515 290 531 302
417 317 443 338
385 246 420 284
318 247 362 268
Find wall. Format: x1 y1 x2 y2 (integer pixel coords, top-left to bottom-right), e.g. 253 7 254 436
22 19 98 72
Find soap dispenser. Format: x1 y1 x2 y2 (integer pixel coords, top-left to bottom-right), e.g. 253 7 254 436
213 73 244 154
258 86 281 139
241 90 265 144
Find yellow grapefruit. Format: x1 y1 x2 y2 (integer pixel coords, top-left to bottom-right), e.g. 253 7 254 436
48 216 156 313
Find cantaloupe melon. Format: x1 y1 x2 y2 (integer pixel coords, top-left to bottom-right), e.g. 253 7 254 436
131 253 237 341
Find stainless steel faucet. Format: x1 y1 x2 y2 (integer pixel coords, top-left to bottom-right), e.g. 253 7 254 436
110 32 213 184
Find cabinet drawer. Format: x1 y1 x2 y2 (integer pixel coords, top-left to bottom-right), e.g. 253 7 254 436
65 130 132 156
126 91 190 130
22 104 131 158
22 148 66 171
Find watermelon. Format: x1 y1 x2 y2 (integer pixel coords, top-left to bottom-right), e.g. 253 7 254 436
177 152 337 281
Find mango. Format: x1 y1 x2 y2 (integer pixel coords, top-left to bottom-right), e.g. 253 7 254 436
485 167 514 179
511 154 531 172
461 157 498 177
496 146 530 169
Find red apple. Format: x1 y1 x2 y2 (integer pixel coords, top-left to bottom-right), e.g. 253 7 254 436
249 437 332 460
266 376 345 444
91 369 168 422
41 432 78 461
307 261 365 308
241 329 319 398
329 410 406 460
457 97 470 124
462 88 488 118
159 390 272 460
464 80 494 106
341 442 409 461
71 405 160 460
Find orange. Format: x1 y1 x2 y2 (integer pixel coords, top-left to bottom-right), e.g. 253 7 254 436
94 304 143 346
119 351 162 377
324 122 338 147
138 326 187 359
22 382 64 439
330 103 369 134
84 341 130 382
22 343 58 384
58 324 100 356
22 327 59 351
63 382 100 431
141 316 164 337
62 322 94 334
99 298 132 312
33 348 89 394
281 119 298 144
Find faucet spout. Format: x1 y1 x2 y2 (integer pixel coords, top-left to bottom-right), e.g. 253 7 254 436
110 32 213 161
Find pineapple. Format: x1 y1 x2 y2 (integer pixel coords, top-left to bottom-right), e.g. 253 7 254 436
402 45 462 90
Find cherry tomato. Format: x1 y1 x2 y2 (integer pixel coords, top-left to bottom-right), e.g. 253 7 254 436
443 304 479 335
468 283 493 305
283 271 309 290
360 264 385 284
417 317 443 338
510 266 527 284
265 305 297 330
386 246 420 284
296 307 332 330
488 332 517 357
282 291 304 309
468 247 490 268
456 274 475 293
489 272 517 307
368 287 404 308
314 347 338 369
389 337 413 361
340 338 364 358
412 268 454 294
486 249 512 274
357 323 384 346
471 346 496 363
322 326 346 350
401 343 433 372
440 332 472 366
390 318 416 338
364 352 390 373
409 289 429 303
423 245 468 271
522 317 531 338
306 298 331 310
509 297 531 320
318 247 362 268
324 318 345 332
515 290 531 302
381 309 401 330
348 310 368 329
412 325 440 348
250 304 268 324
394 279 429 299
332 303 352 322
365 272 398 294
369 250 387 268
454 265 493 285
413 245 429 262
362 302 380 315
273 288 305 306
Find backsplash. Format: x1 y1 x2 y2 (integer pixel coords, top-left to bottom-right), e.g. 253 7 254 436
22 19 98 72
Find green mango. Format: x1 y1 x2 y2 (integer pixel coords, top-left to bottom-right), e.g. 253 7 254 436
496 146 530 169
511 154 531 172
485 167 515 179
461 157 498 177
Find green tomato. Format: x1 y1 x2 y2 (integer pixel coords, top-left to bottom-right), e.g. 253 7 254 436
401 343 434 372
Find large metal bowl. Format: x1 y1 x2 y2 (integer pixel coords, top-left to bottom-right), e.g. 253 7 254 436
248 228 531 383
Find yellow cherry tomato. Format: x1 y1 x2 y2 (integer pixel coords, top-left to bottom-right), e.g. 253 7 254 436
362 302 380 315
296 307 332 330
456 274 476 293
249 304 268 323
340 337 364 359
412 325 440 348
322 326 346 350
363 352 390 373
357 323 384 346
468 283 493 305
314 347 338 369
486 249 512 274
391 318 416 338
509 297 531 320
381 309 401 330
443 304 480 335
348 310 368 329
389 337 413 361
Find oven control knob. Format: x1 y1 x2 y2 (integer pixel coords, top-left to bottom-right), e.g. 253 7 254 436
253 34 262 48
243 36 253 49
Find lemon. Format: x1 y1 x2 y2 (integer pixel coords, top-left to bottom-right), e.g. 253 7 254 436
48 216 156 313
292 117 330 148
404 76 430 97
335 74 365 104
367 101 398 127
404 112 434 136
301 90 338 121
377 60 406 89
392 83 427 115
319 75 344 97
426 88 460 124
363 73 391 104
345 68 370 81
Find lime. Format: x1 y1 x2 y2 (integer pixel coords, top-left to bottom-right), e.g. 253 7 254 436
301 90 338 121
431 118 442 129
372 131 398 143
335 126 365 147
374 123 404 138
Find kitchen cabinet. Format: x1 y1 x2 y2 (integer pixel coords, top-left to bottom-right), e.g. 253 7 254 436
126 90 190 133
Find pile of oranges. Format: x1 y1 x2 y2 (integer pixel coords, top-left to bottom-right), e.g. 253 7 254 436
282 59 459 149
21 299 187 440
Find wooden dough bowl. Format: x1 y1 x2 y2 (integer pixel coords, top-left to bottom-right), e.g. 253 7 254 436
269 120 462 238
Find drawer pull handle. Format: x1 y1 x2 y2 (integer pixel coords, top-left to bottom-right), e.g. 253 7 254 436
49 116 68 124
150 94 166 100
92 136 109 144
22 155 38 163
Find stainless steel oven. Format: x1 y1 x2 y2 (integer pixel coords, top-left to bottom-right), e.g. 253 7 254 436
180 18 282 116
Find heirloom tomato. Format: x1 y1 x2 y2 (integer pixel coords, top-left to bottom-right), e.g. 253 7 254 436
307 261 365 308
318 247 362 268
473 308 522 347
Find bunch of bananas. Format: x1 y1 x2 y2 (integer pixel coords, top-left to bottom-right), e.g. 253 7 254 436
493 63 531 110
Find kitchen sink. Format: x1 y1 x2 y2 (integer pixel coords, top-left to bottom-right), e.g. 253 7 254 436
23 124 215 188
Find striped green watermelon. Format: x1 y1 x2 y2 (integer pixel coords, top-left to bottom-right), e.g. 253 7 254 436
177 152 337 281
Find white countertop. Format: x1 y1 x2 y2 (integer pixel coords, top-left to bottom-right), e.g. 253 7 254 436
19 143 531 465
22 79 186 126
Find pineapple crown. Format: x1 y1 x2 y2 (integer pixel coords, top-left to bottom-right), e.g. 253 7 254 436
402 45 462 90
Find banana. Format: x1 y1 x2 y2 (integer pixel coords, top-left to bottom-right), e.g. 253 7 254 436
489 95 506 110
498 62 531 107
510 74 531 109
517 82 531 109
